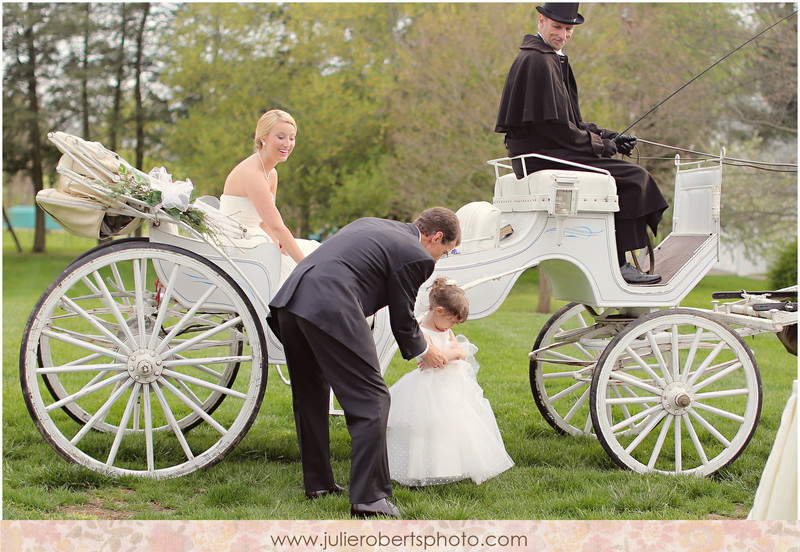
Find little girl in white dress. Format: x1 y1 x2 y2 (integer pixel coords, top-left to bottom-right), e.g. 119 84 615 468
387 277 514 486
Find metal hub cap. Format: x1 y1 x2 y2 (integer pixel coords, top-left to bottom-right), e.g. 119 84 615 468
661 382 693 415
127 348 163 383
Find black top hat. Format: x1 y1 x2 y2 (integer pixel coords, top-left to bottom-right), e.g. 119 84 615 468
536 3 584 25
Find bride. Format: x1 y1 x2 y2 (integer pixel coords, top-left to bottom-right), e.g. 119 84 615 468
221 109 319 284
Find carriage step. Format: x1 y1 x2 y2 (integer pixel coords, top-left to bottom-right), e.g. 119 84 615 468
712 290 798 300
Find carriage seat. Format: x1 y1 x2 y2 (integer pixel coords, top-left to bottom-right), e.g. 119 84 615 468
454 201 501 254
493 169 619 215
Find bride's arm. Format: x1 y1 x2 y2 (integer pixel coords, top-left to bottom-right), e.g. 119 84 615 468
245 168 306 263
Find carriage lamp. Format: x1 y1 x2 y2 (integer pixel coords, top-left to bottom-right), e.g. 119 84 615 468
553 185 578 216
550 183 579 245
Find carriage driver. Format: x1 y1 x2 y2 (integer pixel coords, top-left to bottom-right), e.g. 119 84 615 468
495 3 669 285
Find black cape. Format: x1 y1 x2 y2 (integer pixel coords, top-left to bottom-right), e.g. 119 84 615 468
495 34 668 251
495 34 581 130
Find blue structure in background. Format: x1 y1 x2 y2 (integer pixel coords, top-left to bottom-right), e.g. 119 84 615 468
3 205 61 231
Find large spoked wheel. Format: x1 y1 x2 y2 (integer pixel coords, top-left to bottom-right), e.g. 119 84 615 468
20 241 267 479
38 237 244 433
590 308 761 476
529 303 614 436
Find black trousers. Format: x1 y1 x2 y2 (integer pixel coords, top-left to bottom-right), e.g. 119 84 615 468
512 155 669 254
270 308 392 504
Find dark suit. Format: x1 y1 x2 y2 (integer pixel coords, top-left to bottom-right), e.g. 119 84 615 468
267 217 434 503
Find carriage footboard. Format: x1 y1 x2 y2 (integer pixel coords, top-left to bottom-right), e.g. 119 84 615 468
638 234 713 284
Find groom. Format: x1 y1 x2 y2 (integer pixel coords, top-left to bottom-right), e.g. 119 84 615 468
267 207 461 518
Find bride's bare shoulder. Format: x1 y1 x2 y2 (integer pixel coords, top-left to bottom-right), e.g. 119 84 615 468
224 154 259 193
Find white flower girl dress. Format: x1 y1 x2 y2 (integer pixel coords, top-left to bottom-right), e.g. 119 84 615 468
387 326 514 486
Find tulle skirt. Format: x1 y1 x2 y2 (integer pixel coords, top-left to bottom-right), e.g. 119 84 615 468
387 339 513 486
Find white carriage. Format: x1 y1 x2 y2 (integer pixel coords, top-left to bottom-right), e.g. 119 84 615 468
22 131 796 479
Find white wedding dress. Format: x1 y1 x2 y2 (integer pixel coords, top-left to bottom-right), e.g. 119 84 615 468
220 194 319 285
387 326 514 486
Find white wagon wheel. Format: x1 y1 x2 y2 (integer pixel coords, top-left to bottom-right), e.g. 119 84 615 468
35 237 243 433
529 303 615 436
20 241 267 478
589 308 761 476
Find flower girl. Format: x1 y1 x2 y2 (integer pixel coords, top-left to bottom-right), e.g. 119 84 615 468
386 277 514 486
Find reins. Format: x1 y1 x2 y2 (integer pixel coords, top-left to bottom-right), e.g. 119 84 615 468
634 139 798 174
621 9 798 136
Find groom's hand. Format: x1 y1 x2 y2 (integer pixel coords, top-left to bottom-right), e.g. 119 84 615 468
418 344 448 370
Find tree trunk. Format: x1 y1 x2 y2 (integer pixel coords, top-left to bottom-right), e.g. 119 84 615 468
108 3 128 152
23 6 46 253
131 3 150 238
80 3 91 140
133 3 150 170
537 268 552 314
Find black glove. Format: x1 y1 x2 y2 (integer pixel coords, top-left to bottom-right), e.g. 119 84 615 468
601 139 617 158
614 134 637 156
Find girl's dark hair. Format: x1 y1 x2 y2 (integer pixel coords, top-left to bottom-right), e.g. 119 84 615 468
428 277 469 323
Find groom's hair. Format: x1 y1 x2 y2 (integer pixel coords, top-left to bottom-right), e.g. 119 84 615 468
414 207 461 247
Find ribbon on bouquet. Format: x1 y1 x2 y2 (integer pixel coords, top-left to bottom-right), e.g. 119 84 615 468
148 166 194 212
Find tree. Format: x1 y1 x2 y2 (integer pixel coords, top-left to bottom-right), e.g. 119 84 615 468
107 3 130 152
162 3 406 235
382 3 523 220
727 3 797 142
132 3 150 169
3 3 63 252
276 3 410 232
161 3 288 193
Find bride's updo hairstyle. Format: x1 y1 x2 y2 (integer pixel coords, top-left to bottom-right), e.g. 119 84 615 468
254 109 297 152
428 277 469 323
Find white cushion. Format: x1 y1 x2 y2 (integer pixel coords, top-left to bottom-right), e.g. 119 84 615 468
455 201 500 253
493 169 619 213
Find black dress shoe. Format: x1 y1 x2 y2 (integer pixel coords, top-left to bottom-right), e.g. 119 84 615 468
305 483 346 500
620 262 662 285
350 497 401 519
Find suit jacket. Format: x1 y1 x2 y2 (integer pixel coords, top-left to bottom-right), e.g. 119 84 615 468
268 217 434 364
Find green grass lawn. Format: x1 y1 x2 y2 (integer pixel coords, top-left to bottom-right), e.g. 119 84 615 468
3 230 796 520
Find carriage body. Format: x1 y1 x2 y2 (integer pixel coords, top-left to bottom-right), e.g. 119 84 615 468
21 132 795 479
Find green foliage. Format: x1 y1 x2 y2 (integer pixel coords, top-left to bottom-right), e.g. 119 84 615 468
767 239 798 289
382 3 523 219
720 136 797 258
160 3 286 194
3 3 796 252
115 164 211 235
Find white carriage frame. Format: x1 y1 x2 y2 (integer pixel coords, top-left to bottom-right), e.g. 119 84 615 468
26 131 795 479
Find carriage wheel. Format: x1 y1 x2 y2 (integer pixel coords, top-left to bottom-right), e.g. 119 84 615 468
590 308 761 476
529 303 613 436
39 320 243 433
20 241 266 478
37 237 244 433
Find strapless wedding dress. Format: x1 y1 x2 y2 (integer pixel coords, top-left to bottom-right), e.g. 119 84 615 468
220 194 319 285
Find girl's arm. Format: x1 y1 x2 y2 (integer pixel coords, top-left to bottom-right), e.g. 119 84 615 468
441 329 466 362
